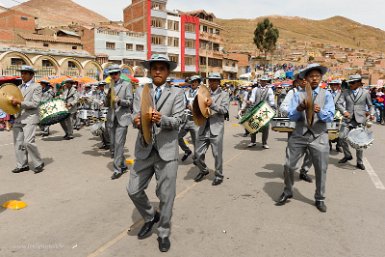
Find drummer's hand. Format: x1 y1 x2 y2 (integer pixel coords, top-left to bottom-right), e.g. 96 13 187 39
206 98 212 107
134 114 141 128
187 104 193 111
296 100 306 112
343 111 350 118
314 104 321 113
152 110 162 124
114 96 120 105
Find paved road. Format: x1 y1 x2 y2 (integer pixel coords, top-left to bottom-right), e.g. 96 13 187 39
1 104 385 257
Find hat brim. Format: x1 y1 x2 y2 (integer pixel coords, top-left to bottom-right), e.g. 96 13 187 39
108 69 121 74
206 77 222 81
299 66 327 79
346 79 362 83
18 69 35 73
142 60 177 71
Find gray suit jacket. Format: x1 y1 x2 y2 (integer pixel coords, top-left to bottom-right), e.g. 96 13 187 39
41 88 55 102
60 87 79 114
336 88 374 124
107 79 133 127
198 88 230 136
133 84 185 162
15 81 42 125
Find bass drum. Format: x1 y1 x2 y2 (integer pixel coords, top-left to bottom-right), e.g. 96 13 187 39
39 98 70 126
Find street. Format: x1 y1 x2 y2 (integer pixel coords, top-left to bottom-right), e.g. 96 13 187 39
1 104 385 257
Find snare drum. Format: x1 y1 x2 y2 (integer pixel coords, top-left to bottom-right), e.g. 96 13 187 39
39 98 70 126
271 117 295 133
327 120 341 141
78 109 88 120
99 108 108 120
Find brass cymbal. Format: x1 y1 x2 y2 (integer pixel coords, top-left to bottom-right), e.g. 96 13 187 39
197 85 211 118
0 83 23 115
192 96 206 126
140 84 154 146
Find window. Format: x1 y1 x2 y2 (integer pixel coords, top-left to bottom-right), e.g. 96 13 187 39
42 59 53 67
202 26 208 32
169 54 178 64
20 16 28 21
136 44 144 51
185 23 195 33
68 61 77 69
151 2 165 10
185 39 195 49
11 58 26 66
151 36 164 45
167 20 179 31
106 42 115 50
185 56 195 66
72 46 77 50
167 37 179 47
43 42 49 47
126 43 133 51
151 18 164 28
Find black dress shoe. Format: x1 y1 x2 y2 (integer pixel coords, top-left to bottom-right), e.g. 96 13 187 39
138 211 160 239
315 201 327 212
99 144 110 150
356 163 366 170
34 163 45 174
212 176 223 186
276 193 293 205
157 237 170 252
338 156 353 163
63 134 68 139
299 173 313 183
12 166 30 173
111 172 122 180
181 150 192 162
194 171 209 182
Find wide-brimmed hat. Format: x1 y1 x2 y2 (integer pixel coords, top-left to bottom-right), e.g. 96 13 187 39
63 78 75 84
108 64 121 74
328 79 342 84
206 72 222 80
98 81 107 86
142 54 177 71
190 75 201 83
346 74 362 83
259 75 272 82
18 65 35 73
299 63 327 79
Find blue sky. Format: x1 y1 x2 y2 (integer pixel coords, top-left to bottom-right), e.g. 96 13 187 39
1 0 384 30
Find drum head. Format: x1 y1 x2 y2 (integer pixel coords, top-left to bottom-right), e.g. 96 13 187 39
140 85 154 146
0 83 24 115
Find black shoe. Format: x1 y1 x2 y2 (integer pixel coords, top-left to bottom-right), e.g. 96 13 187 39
41 133 49 137
315 201 327 212
194 171 209 182
336 145 342 153
111 172 122 180
181 150 192 162
356 163 366 170
34 163 45 174
12 166 30 173
299 173 313 183
110 152 114 159
157 237 171 252
99 144 110 150
276 193 293 205
63 134 69 139
138 211 160 239
338 156 353 163
212 176 223 186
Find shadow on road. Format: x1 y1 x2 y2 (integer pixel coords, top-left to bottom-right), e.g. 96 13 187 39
42 157 54 167
263 182 314 206
233 140 265 151
329 156 357 170
183 166 199 181
0 192 25 214
127 202 159 237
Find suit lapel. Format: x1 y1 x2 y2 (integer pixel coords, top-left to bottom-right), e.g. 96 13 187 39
156 86 171 111
354 88 363 103
348 90 355 103
23 83 35 98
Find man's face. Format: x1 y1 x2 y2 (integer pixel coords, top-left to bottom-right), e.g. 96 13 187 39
98 86 104 92
110 72 120 82
349 81 360 90
64 82 72 89
299 79 307 89
330 83 339 92
191 80 199 89
209 79 220 91
260 81 268 87
150 62 170 86
305 70 322 89
21 71 33 83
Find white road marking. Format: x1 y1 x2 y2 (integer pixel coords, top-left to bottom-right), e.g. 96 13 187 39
364 157 385 190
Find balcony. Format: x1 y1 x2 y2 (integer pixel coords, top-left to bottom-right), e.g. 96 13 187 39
185 48 196 56
199 32 223 44
151 9 167 19
199 49 223 59
184 65 197 73
223 65 238 73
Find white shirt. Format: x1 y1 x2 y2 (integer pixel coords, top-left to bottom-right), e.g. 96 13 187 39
250 86 275 107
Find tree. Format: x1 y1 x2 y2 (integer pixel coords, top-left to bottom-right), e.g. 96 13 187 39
253 18 279 71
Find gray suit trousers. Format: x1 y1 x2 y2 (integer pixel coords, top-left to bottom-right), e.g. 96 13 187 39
178 119 198 156
110 118 128 173
127 150 178 238
283 132 329 201
195 128 224 178
287 132 312 173
100 121 110 146
13 123 43 169
250 123 269 145
60 113 75 136
339 122 363 164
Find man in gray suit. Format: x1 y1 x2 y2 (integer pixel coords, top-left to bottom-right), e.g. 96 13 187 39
106 65 134 180
337 74 375 170
59 79 79 140
328 79 343 152
194 72 230 186
39 80 55 137
92 81 110 150
11 66 44 174
276 64 335 212
127 54 184 252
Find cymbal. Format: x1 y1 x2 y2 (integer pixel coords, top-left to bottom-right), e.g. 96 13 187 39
197 85 211 118
0 83 23 115
140 84 154 146
305 83 314 127
192 96 206 126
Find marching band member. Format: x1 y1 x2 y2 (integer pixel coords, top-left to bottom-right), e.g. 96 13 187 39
11 66 44 174
39 80 55 137
178 75 200 162
127 54 184 252
337 74 375 170
194 72 230 186
59 78 79 140
239 85 253 137
248 75 275 149
106 64 133 180
328 79 343 152
93 81 110 150
277 64 335 212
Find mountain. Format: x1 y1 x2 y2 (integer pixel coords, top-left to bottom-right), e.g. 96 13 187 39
216 16 385 53
11 0 109 27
